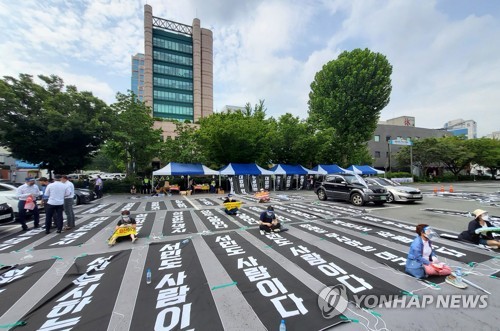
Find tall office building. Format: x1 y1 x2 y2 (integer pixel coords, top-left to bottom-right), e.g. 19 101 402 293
131 53 145 101
143 4 213 137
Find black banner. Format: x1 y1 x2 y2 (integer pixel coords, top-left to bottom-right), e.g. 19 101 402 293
194 209 239 231
228 176 239 194
272 204 323 221
247 229 402 305
134 212 156 239
194 198 219 206
112 202 140 213
293 223 409 273
237 175 249 194
171 199 194 209
299 175 306 190
162 211 198 236
233 209 261 227
245 206 304 225
35 216 114 250
251 175 259 192
16 251 131 330
329 218 491 264
203 232 343 329
307 202 365 215
263 175 271 190
0 228 47 253
275 175 283 191
145 201 168 211
285 175 292 190
79 203 113 215
130 240 223 330
0 260 55 316
288 203 346 218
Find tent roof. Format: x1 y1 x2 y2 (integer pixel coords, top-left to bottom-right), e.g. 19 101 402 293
153 162 218 176
311 164 351 175
219 163 273 175
347 165 378 175
269 164 313 175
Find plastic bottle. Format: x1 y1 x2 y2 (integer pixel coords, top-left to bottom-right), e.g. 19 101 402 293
279 319 286 331
455 267 462 284
146 268 152 284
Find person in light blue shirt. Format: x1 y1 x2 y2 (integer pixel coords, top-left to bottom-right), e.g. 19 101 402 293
61 175 75 229
16 177 42 231
44 175 71 234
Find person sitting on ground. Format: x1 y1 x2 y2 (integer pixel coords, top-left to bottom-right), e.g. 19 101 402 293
158 181 171 195
458 209 500 248
109 210 137 245
405 224 451 279
259 206 287 234
257 188 270 203
223 194 239 215
130 185 137 194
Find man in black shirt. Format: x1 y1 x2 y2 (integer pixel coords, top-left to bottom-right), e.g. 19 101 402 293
109 210 137 245
259 206 287 234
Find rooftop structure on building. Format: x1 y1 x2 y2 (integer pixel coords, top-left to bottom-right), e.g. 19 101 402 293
142 4 213 138
443 118 477 139
485 131 500 140
219 105 246 113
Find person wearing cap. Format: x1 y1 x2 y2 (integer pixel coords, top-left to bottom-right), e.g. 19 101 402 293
405 224 451 279
259 206 287 234
459 209 500 248
15 177 42 231
44 175 71 234
109 210 137 245
223 194 239 215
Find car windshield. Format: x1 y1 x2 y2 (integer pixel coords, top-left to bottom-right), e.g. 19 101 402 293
345 174 368 187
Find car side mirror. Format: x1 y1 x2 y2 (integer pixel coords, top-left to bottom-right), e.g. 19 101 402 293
340 181 347 185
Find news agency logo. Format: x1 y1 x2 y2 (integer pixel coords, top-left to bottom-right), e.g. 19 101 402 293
317 285 349 319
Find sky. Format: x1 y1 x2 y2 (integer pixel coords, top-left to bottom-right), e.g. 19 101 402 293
1 0 499 137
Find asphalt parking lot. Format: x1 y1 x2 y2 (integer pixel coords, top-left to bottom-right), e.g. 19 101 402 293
0 181 498 331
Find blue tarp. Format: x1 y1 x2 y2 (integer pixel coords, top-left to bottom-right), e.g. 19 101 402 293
269 164 312 175
153 162 219 176
311 164 350 175
346 165 379 175
219 163 273 175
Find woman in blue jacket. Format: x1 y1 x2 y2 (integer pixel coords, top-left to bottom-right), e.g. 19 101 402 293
405 224 451 279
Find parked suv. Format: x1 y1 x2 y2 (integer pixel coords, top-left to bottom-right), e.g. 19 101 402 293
314 174 388 206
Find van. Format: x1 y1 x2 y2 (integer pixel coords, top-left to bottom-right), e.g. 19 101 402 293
67 174 89 181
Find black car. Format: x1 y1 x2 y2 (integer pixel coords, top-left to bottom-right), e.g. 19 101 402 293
74 188 96 205
0 202 14 224
314 173 388 206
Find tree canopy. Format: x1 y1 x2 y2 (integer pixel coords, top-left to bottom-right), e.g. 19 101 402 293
308 48 392 166
0 74 113 174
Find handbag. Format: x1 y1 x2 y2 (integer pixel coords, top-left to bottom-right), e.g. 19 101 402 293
24 196 36 210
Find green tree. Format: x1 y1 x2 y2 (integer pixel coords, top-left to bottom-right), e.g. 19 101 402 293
0 74 113 175
196 100 273 167
160 122 207 164
466 138 500 178
308 48 392 165
395 137 441 176
104 92 163 175
436 136 475 177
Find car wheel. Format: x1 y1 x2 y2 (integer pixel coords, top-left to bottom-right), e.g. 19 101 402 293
387 192 395 203
350 193 364 206
317 189 327 201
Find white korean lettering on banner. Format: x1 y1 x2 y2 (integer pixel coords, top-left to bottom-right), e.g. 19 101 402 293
151 202 161 210
39 255 115 329
0 228 45 252
251 176 258 192
82 204 108 214
154 241 192 331
0 266 32 284
134 213 147 234
290 203 342 218
198 198 214 206
331 219 372 232
238 175 246 194
273 205 318 219
50 217 109 246
201 210 228 229
236 212 259 225
175 200 187 209
264 176 270 190
171 211 187 233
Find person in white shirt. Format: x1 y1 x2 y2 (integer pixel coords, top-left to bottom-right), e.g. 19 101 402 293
16 177 42 231
61 175 75 230
44 175 71 234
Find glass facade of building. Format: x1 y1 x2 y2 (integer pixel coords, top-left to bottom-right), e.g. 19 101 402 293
131 54 145 101
152 29 194 121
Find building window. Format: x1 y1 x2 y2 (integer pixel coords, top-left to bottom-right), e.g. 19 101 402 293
374 151 381 158
374 135 380 142
386 136 391 142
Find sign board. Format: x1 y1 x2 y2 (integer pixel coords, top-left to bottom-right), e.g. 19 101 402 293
389 138 413 146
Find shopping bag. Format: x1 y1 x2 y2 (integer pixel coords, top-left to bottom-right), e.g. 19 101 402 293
24 196 35 210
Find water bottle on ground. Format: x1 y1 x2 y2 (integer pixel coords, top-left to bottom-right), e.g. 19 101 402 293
279 319 286 331
146 268 152 284
455 267 462 284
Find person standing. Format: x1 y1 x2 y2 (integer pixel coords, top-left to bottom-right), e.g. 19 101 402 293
94 175 103 198
44 175 71 234
61 175 75 230
15 177 42 231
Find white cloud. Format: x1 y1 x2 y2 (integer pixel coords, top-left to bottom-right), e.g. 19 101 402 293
1 0 499 137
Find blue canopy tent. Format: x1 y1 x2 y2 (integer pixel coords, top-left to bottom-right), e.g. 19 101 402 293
269 164 315 190
219 163 273 193
311 164 351 175
346 165 380 176
153 162 219 176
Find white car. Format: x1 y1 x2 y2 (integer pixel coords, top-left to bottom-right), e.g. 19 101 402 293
0 183 19 223
364 177 423 203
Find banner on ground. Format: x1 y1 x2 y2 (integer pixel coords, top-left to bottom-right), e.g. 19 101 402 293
163 211 198 236
194 209 239 231
145 201 168 211
130 240 223 330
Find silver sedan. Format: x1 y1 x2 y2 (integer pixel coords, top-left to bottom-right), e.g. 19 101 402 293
364 177 423 203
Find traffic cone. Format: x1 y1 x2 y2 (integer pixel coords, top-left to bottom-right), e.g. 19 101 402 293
440 185 444 192
449 185 454 193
